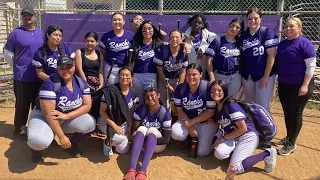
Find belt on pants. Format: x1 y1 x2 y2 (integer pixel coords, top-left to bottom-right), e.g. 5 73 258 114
216 70 238 76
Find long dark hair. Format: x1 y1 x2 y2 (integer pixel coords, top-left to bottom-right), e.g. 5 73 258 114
228 18 245 48
210 80 229 103
187 14 209 30
85 31 98 41
42 25 64 64
246 7 262 18
131 21 164 63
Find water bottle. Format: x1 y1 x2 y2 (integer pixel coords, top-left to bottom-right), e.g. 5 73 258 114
188 138 198 159
225 164 236 180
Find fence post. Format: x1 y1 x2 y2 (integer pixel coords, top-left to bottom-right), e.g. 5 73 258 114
158 0 163 15
277 0 284 39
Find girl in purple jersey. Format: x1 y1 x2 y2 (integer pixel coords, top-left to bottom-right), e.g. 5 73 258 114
183 14 217 79
100 12 134 85
275 18 316 155
124 87 172 180
206 18 244 97
33 25 75 80
154 29 189 109
98 67 139 155
131 20 164 103
210 80 276 176
171 63 217 157
27 56 96 163
241 7 279 111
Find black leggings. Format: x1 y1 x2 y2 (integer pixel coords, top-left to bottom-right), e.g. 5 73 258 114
278 79 314 144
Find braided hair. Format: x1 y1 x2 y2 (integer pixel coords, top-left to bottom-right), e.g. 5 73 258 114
42 25 64 65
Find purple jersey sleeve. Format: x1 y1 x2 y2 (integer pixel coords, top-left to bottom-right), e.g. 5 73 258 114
173 84 183 107
264 28 279 49
153 46 164 66
38 78 56 100
227 102 246 122
80 78 91 95
32 48 44 68
4 31 16 52
99 33 108 50
205 82 216 109
204 39 216 57
162 111 172 130
303 40 317 59
64 43 75 58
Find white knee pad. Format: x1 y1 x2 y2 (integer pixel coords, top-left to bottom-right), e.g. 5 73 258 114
214 149 230 160
146 127 160 136
115 137 129 154
137 126 148 136
170 120 188 141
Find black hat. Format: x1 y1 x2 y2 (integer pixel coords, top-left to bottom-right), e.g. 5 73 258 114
57 56 74 66
21 7 35 15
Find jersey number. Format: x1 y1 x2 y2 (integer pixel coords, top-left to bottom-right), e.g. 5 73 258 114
253 46 264 56
197 107 206 115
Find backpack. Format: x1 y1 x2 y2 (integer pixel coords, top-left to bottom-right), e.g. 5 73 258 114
140 104 167 126
180 80 208 101
52 73 85 93
224 99 277 142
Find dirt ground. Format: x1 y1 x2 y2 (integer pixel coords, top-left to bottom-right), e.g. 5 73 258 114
0 106 320 180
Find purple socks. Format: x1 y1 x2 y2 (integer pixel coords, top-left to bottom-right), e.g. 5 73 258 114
242 150 270 172
129 131 157 172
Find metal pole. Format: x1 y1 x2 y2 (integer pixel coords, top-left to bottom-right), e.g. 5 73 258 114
277 0 285 39
158 0 163 15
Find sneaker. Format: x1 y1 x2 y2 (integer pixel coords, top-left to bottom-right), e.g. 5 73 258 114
274 137 288 147
69 146 82 158
261 142 272 150
278 142 297 156
264 148 277 173
31 149 44 163
13 126 28 141
103 139 113 156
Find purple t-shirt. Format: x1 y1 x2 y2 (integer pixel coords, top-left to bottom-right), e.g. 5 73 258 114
241 27 279 81
4 26 44 82
173 80 216 119
101 84 139 109
133 43 157 73
205 36 240 72
99 30 134 65
214 102 258 135
36 75 90 113
153 45 188 79
276 36 316 85
133 105 172 131
32 42 75 76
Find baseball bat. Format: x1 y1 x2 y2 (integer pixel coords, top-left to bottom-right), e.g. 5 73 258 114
150 80 155 88
127 48 133 66
165 78 170 110
177 20 180 30
106 58 115 85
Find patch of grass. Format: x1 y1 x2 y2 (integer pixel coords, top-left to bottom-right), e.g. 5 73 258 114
306 101 320 110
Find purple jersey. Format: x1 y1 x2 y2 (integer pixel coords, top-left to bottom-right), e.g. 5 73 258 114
153 45 188 79
133 105 172 131
241 27 279 81
36 75 90 113
192 32 202 52
4 26 43 82
173 80 216 119
276 36 316 85
32 42 75 76
205 36 240 72
101 84 139 109
99 30 134 65
214 102 258 135
133 43 157 73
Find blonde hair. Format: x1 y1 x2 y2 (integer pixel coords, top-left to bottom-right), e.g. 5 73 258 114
286 17 303 36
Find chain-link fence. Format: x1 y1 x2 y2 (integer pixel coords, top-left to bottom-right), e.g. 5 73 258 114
0 0 319 117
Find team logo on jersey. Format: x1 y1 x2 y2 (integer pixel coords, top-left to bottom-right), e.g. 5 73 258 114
138 49 155 61
47 57 58 69
220 47 240 58
164 60 183 72
192 41 201 49
182 97 204 110
218 115 232 128
242 38 260 50
109 39 131 52
57 94 83 112
142 118 161 129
